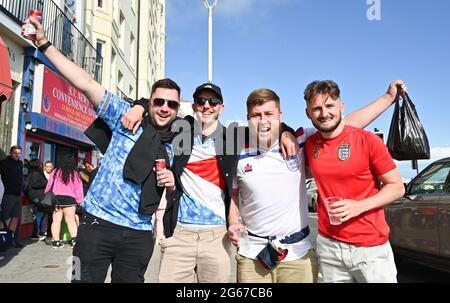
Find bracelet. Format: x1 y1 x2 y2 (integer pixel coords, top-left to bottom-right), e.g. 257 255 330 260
38 41 52 53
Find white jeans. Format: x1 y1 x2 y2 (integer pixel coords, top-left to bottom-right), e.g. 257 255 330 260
316 234 397 283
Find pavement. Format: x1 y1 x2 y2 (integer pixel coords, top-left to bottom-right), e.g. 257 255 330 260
0 237 237 283
0 215 318 283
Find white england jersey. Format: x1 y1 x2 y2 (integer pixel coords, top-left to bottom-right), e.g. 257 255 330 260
233 127 316 261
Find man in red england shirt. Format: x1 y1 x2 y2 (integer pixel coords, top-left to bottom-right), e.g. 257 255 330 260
304 80 405 283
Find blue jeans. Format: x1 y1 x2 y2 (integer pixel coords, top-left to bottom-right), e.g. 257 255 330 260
32 203 47 237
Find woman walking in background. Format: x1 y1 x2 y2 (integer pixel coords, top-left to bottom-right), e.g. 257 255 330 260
28 160 48 240
45 155 83 249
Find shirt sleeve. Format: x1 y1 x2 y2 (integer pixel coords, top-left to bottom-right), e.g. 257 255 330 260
304 127 318 139
368 132 397 176
296 127 317 148
95 90 131 133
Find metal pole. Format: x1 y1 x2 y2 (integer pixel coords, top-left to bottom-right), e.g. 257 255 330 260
203 0 217 83
136 0 141 100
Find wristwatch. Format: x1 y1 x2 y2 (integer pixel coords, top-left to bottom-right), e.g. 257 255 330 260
38 41 52 53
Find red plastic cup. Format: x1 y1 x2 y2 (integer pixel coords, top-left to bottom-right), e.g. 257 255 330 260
23 10 42 41
154 159 166 187
324 196 343 225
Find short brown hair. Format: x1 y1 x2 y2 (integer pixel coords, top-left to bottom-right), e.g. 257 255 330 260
304 80 340 103
10 145 21 153
246 88 280 112
151 78 181 99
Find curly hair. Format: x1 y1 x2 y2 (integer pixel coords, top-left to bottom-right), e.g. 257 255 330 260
58 154 78 184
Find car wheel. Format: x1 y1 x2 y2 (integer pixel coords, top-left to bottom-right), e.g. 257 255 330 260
312 199 317 212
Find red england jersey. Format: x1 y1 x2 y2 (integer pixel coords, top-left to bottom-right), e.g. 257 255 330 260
305 125 396 246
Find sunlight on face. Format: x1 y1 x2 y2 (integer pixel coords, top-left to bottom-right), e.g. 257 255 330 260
247 101 282 148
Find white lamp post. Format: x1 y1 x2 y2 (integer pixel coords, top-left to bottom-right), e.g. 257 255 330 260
203 0 217 83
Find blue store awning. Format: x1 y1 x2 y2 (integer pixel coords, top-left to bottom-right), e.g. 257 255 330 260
27 112 95 147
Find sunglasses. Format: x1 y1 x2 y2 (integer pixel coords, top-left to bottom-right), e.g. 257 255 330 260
152 98 180 110
193 97 223 107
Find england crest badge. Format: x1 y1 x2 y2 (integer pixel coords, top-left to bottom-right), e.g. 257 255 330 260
285 156 299 171
337 144 350 161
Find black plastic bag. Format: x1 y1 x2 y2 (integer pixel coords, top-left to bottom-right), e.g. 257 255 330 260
386 91 430 160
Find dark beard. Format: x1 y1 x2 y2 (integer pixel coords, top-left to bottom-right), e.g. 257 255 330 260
312 115 342 133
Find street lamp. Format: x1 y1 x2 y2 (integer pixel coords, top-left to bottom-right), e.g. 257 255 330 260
203 0 218 83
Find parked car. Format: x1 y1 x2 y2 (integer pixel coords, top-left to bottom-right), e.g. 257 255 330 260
306 178 318 212
385 157 450 272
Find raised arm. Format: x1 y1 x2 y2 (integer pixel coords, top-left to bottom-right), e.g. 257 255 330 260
344 80 407 128
23 17 104 108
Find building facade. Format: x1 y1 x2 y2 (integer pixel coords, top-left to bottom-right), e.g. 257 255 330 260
0 0 166 240
84 0 165 100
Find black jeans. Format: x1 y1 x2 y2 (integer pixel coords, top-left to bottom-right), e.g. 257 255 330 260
72 212 154 283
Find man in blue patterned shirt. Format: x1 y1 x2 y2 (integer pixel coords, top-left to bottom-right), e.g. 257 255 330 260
26 18 180 282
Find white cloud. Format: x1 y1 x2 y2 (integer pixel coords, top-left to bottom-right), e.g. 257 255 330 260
429 146 450 161
395 146 450 181
215 0 253 16
215 0 292 17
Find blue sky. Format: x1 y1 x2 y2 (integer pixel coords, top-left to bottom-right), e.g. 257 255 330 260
165 0 450 180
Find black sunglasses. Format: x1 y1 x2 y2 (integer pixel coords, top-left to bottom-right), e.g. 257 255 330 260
152 98 180 110
193 97 223 107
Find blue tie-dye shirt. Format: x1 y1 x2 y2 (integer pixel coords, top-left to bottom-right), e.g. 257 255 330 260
84 90 172 231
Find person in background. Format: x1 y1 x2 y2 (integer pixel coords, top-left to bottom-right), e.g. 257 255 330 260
45 154 83 249
28 160 48 240
76 159 94 225
42 161 54 244
0 145 24 248
79 160 94 196
43 161 54 179
87 156 101 189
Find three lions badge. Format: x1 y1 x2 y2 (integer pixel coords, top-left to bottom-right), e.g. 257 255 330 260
337 144 351 161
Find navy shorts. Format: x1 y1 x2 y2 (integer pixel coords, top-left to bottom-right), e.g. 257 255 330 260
0 195 21 220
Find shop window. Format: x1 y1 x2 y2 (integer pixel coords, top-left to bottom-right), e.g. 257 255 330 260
23 140 43 196
43 143 53 164
95 40 104 82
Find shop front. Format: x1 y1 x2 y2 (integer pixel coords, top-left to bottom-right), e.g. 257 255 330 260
18 61 97 239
